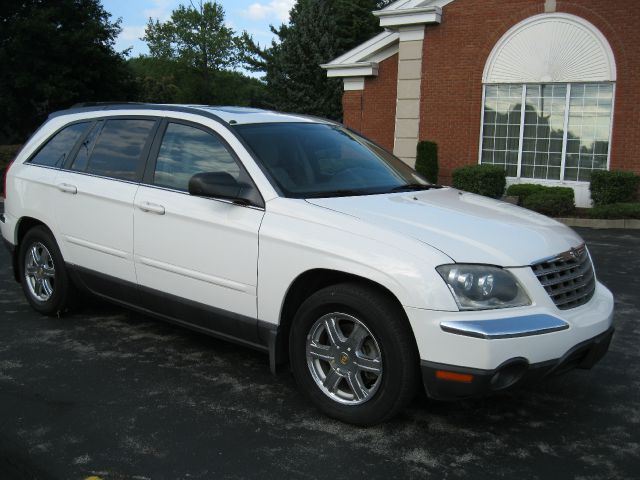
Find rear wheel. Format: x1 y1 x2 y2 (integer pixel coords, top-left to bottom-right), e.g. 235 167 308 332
19 226 75 315
290 282 419 426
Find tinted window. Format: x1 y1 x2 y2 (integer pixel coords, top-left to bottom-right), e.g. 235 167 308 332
86 119 155 181
70 121 103 172
154 123 240 191
235 123 427 197
30 122 90 168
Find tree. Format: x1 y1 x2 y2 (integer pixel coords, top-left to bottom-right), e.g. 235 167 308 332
0 0 136 143
128 55 267 107
244 0 395 120
142 1 249 104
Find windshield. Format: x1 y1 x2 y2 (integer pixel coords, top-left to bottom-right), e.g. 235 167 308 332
234 122 431 198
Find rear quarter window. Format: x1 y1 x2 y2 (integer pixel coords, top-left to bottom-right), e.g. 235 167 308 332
29 122 91 168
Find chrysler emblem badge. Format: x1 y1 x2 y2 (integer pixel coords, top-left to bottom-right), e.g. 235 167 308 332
558 245 583 262
572 245 585 258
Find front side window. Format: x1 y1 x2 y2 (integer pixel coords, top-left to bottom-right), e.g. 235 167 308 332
153 123 241 191
480 82 613 182
235 123 428 198
84 119 155 181
30 122 90 168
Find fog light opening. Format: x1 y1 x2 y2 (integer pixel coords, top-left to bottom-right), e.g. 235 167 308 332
490 359 528 390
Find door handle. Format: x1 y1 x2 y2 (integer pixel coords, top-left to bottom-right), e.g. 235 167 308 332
136 201 165 215
57 183 77 194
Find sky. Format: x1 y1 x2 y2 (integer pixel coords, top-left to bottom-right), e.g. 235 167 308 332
102 0 296 57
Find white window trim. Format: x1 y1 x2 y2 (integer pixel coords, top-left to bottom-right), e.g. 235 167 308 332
607 83 616 172
558 84 571 181
516 86 526 178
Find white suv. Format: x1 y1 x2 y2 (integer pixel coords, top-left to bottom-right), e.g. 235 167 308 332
1 104 614 425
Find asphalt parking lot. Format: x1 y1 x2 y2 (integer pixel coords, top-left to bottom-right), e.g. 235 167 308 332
1 226 639 480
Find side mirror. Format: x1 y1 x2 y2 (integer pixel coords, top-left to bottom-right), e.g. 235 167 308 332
188 172 255 205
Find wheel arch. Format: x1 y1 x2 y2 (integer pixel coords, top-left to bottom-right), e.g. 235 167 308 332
267 268 412 373
10 216 49 282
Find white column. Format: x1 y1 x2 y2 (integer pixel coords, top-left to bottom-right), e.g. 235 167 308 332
393 26 425 167
343 77 365 91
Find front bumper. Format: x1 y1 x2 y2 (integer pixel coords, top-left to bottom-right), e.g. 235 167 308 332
421 327 614 400
405 274 614 399
405 280 614 369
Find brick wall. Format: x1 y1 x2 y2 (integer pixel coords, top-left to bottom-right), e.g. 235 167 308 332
418 0 640 184
342 53 398 152
342 91 363 132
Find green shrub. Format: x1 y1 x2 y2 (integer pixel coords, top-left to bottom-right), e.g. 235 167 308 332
506 183 575 206
590 170 640 206
522 191 575 217
506 184 546 204
587 202 640 219
554 186 575 201
415 140 438 183
452 164 506 198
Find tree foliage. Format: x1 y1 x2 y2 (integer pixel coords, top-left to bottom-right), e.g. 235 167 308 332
0 0 136 143
243 0 394 120
143 1 242 72
128 56 267 107
139 1 264 106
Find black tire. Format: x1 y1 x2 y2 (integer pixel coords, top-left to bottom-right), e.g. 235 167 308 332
290 282 419 426
18 226 75 316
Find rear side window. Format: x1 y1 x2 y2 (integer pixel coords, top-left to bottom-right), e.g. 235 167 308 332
153 122 240 191
82 119 155 181
30 122 90 168
70 121 103 172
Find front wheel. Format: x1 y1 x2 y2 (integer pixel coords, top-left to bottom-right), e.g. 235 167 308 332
290 282 419 426
18 226 75 316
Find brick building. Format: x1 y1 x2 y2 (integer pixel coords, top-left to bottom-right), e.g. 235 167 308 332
322 0 639 207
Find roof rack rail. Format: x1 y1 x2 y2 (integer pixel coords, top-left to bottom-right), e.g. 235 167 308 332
70 101 147 108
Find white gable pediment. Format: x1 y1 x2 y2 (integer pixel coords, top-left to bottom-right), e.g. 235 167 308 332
321 0 454 78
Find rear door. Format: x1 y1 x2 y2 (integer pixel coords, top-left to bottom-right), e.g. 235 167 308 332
133 119 264 341
14 121 92 239
55 117 158 298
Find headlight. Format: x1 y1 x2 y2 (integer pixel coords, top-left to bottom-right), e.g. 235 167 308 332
436 264 531 311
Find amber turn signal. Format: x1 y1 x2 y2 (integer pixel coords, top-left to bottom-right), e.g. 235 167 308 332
435 370 473 383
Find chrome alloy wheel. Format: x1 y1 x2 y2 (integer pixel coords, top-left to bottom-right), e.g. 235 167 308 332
306 312 383 405
24 242 56 302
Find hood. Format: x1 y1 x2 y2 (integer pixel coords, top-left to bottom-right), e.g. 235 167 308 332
306 188 583 266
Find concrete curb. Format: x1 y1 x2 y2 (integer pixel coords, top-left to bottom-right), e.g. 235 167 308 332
555 217 640 229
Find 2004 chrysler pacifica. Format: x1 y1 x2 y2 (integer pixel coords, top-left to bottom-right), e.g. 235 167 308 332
0 104 614 425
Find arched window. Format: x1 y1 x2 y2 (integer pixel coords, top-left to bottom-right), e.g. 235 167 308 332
479 13 616 182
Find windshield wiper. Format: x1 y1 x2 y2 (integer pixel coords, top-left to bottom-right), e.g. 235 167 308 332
388 183 443 192
305 189 371 198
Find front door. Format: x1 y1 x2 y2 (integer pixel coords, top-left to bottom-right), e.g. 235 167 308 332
133 120 264 341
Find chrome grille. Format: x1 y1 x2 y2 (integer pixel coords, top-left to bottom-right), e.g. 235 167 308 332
531 245 596 310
